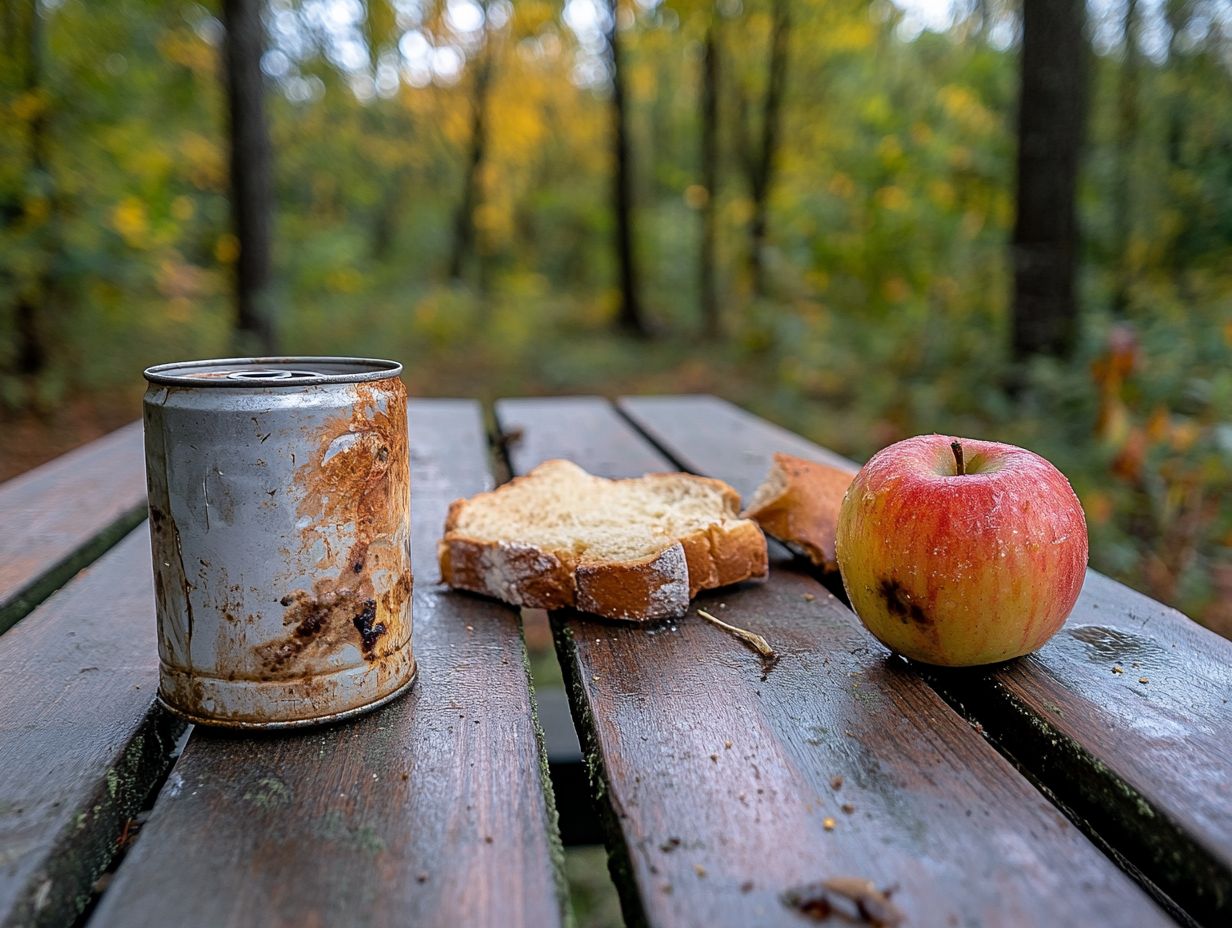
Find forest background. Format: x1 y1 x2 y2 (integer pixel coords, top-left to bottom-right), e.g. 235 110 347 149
2 0 1231 640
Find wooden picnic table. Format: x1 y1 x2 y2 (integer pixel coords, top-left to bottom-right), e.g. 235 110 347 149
0 394 1228 928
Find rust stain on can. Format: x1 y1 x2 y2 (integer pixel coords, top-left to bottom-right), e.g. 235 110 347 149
256 379 411 676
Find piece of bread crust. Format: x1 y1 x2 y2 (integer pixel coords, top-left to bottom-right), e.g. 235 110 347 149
438 460 768 622
743 452 856 572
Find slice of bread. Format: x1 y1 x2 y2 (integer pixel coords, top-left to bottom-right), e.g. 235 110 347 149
439 459 768 621
743 453 856 572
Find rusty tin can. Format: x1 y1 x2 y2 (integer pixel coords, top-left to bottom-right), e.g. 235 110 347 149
143 357 414 728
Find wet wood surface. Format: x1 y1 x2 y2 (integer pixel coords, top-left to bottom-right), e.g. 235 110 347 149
0 529 185 928
497 396 1172 928
5 393 1227 927
0 422 147 632
88 400 565 928
620 393 1232 924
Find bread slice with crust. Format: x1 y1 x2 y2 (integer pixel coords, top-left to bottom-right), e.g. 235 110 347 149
439 459 768 621
743 453 856 572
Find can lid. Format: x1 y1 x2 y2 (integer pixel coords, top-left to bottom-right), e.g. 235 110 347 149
143 357 403 387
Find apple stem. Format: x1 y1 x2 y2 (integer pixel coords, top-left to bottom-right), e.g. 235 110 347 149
951 440 965 476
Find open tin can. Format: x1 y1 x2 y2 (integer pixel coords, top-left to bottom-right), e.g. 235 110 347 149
143 357 414 728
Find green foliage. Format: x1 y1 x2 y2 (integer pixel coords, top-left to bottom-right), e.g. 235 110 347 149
1 0 1231 630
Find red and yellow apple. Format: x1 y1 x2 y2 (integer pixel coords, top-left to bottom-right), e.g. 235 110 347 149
835 435 1087 667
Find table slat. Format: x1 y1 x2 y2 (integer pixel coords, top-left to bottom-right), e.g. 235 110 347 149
496 396 1171 928
87 399 566 928
0 422 147 633
620 393 1232 923
0 529 185 928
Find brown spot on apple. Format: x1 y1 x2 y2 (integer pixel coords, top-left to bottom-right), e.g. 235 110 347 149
879 578 931 627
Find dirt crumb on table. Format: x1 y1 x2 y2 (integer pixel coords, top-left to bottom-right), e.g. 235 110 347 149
783 878 905 926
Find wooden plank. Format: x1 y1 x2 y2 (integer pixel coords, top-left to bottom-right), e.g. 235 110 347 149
0 529 186 928
929 576 1232 924
89 400 566 928
0 422 147 633
620 393 1232 924
496 397 1171 928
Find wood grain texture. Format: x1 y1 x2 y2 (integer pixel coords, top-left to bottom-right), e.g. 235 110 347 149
0 421 147 633
0 529 185 928
89 400 566 928
929 576 1232 925
497 396 1170 928
621 393 1232 924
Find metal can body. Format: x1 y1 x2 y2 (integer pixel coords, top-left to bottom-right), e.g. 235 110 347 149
143 358 414 728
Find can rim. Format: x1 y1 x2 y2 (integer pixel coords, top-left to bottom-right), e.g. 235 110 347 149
143 356 403 387
155 661 417 730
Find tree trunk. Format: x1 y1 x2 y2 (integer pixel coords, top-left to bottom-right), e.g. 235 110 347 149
974 0 990 39
371 168 407 261
14 0 48 380
1158 0 1199 290
222 0 276 355
447 0 494 284
748 0 789 298
607 0 646 336
1110 0 1139 317
699 22 720 339
1163 0 1190 170
1010 0 1089 360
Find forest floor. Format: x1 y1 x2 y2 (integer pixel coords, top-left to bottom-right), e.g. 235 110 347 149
0 389 143 481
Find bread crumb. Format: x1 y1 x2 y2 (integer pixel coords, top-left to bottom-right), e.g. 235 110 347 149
823 817 836 831
803 593 815 602
1139 676 1149 684
710 753 719 762
695 864 707 878
841 803 855 814
724 740 732 750
1112 665 1123 674
831 775 844 790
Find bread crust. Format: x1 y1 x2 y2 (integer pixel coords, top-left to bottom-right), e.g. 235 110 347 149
576 543 691 621
438 460 768 622
439 535 576 610
743 453 856 572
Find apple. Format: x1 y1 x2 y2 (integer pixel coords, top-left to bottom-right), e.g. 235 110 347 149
834 435 1087 667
